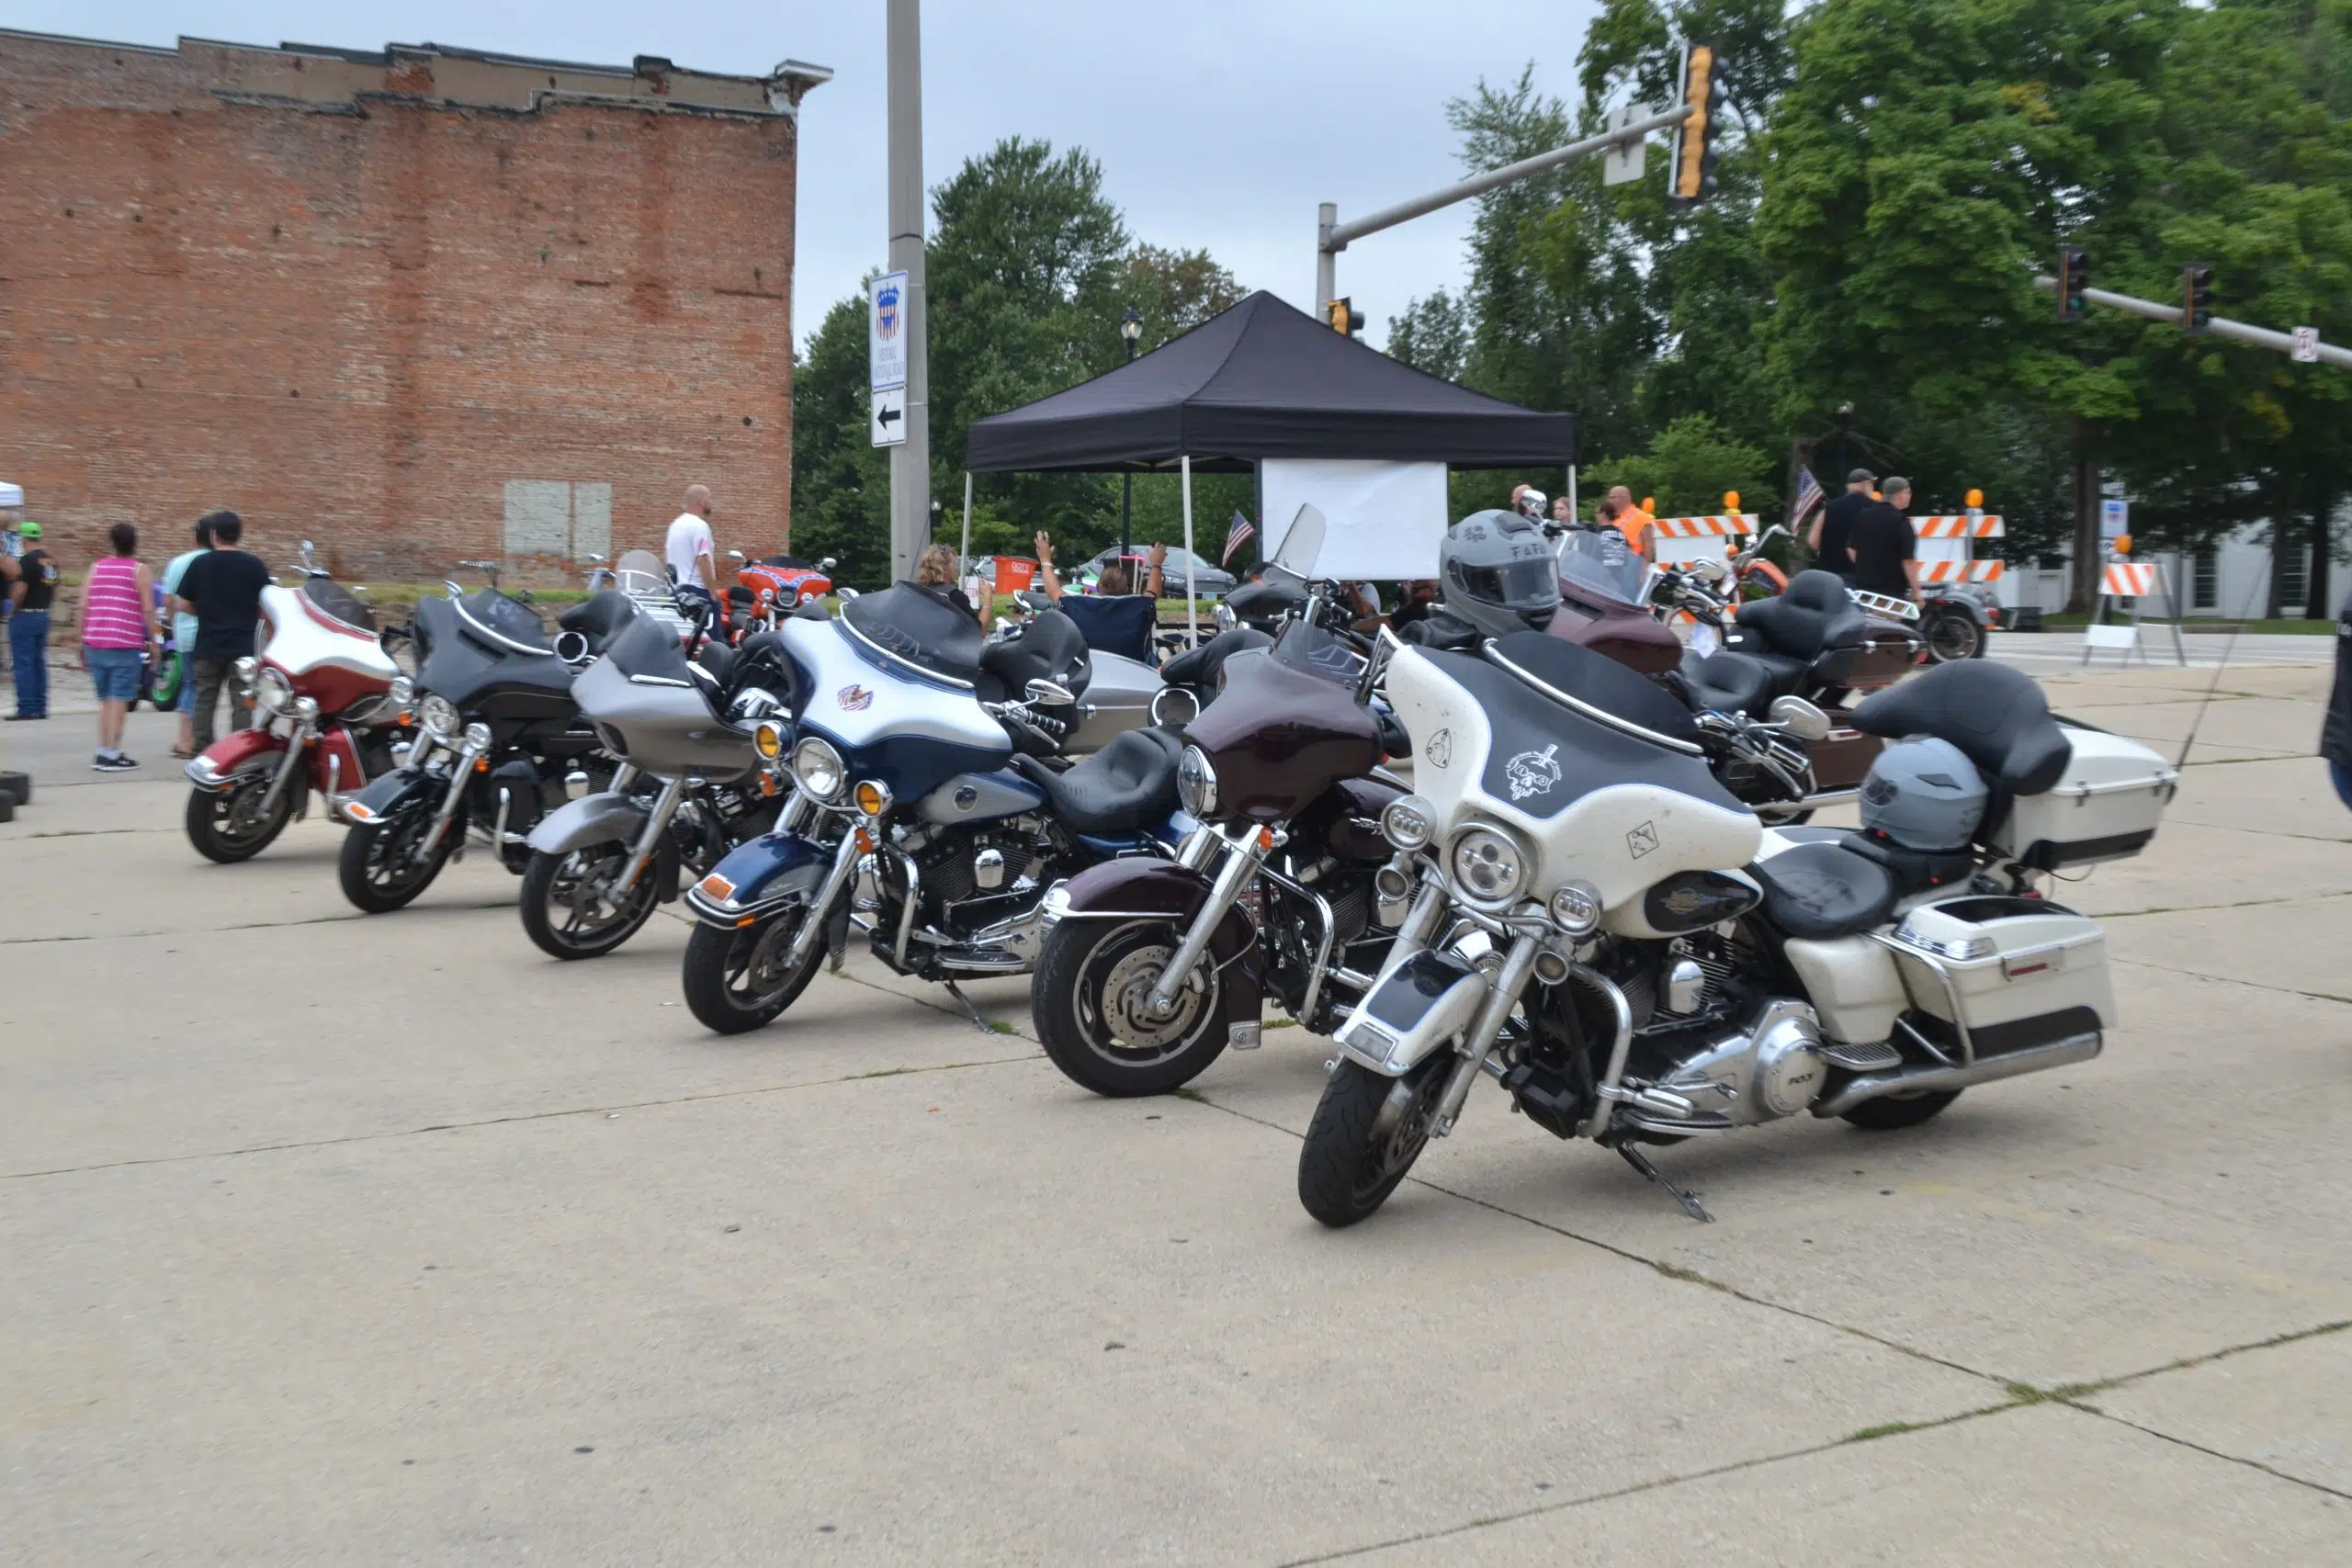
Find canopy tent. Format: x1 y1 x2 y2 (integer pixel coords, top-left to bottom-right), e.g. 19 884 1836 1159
961 290 1576 640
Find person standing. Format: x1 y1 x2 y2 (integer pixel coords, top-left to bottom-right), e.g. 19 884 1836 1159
5 517 62 720
1605 485 1659 557
1849 477 1920 602
76 523 158 770
1809 468 1875 581
2323 586 2352 812
159 516 213 758
172 511 269 750
666 485 719 592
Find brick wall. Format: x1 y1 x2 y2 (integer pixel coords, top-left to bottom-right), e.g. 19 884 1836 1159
0 34 819 581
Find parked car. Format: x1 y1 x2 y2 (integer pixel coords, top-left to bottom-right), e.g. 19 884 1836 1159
1080 545 1235 600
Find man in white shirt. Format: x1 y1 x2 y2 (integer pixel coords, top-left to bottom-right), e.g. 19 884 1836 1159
664 485 718 592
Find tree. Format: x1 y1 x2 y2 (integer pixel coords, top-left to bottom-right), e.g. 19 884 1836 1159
1386 288 1470 381
1121 244 1245 347
1581 414 1777 520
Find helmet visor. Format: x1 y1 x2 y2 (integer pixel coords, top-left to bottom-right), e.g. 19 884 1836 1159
1455 558 1562 613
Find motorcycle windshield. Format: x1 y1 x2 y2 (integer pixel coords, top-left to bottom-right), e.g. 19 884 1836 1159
614 548 671 599
1270 617 1365 686
302 576 378 633
411 593 575 712
1555 529 1650 610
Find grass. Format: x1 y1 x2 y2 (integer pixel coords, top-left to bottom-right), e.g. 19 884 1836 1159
2030 611 2334 634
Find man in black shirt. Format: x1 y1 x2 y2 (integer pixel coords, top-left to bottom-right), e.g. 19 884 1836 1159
1808 468 1875 581
5 517 62 719
1849 477 1919 602
172 510 269 748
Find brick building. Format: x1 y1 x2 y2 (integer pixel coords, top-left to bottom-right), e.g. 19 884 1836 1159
0 31 829 579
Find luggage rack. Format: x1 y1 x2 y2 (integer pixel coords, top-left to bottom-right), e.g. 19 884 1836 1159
1849 588 1921 622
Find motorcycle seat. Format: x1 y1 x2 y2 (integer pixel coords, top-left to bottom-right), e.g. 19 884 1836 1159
1010 726 1182 835
1677 649 1775 716
1839 829 1977 900
1852 659 2070 799
1734 570 1870 663
559 589 638 650
1159 626 1272 690
1749 840 1898 940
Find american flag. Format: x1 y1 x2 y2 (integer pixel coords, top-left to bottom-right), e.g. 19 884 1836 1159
1221 510 1255 566
1790 467 1826 525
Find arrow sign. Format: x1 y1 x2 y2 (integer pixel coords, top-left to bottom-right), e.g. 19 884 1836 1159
870 387 907 447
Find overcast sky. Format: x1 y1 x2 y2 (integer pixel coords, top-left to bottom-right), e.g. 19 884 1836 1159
14 1 1605 351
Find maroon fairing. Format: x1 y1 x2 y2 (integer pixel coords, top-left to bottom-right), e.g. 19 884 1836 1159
1181 657 1382 823
1545 585 1683 674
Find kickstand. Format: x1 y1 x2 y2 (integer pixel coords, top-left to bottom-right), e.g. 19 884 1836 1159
1615 1142 1714 1224
940 978 994 1035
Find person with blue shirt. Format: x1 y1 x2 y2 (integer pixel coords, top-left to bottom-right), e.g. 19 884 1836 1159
1034 531 1163 665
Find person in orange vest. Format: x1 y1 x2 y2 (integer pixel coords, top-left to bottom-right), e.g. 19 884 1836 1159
1605 486 1659 557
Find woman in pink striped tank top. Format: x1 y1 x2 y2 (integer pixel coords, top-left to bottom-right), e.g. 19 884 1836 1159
77 523 158 772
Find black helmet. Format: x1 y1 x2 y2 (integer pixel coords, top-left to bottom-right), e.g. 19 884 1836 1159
1440 510 1562 641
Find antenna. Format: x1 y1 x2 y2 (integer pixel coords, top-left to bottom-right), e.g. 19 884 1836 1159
2174 564 2270 771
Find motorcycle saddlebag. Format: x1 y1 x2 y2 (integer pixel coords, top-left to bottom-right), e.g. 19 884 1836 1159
1886 896 2115 1054
1990 727 2177 870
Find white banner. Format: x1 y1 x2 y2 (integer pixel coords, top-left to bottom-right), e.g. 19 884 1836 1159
1259 459 1449 580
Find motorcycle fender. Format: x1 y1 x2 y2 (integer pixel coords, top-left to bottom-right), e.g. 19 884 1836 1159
527 791 651 857
311 725 366 795
1048 858 1261 1020
1332 949 1488 1077
684 831 832 926
186 728 288 794
340 765 435 827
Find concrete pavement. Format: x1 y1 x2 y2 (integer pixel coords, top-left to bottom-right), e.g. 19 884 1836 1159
2 668 2347 1564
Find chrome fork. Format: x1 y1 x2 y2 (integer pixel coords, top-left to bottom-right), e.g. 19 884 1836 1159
1430 930 1543 1137
1144 825 1271 1015
255 718 315 819
612 774 686 897
413 737 486 860
784 828 866 970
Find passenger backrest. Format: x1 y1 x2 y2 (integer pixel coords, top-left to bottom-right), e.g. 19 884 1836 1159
1736 570 1868 661
1851 660 2071 799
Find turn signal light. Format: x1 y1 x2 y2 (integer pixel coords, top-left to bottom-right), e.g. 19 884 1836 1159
854 780 892 817
698 873 736 901
753 719 786 761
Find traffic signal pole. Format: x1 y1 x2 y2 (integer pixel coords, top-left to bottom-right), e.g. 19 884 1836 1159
1315 101 1695 316
2034 274 2350 368
886 0 931 583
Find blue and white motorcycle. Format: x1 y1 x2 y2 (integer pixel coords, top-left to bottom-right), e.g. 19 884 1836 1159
679 585 1195 1034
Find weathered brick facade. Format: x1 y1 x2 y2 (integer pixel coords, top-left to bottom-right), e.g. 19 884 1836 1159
0 32 827 580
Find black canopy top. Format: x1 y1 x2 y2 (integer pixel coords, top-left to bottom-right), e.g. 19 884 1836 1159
964 291 1576 474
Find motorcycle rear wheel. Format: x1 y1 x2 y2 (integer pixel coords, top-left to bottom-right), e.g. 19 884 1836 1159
184 772 294 863
1297 1056 1449 1228
1923 609 1985 663
680 905 829 1035
519 846 661 961
338 814 454 913
1032 919 1227 1097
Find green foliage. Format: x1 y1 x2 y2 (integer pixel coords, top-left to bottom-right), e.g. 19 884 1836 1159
1581 414 1777 519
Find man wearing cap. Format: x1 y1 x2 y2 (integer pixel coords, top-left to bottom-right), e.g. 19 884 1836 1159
1808 469 1875 582
3 513 62 720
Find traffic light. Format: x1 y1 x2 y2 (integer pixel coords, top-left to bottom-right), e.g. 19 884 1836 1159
1327 297 1364 336
2057 245 2089 322
2182 263 2214 333
1668 40 1725 207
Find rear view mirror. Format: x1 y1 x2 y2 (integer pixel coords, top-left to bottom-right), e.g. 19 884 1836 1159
1769 695 1831 742
820 557 838 572
1025 678 1077 706
728 548 745 561
1691 558 1729 584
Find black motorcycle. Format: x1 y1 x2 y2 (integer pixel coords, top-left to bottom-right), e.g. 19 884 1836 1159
336 584 631 913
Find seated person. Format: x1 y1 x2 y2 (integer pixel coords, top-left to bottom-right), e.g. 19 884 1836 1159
1035 531 1163 663
1340 581 1385 636
910 543 981 622
1389 579 1441 634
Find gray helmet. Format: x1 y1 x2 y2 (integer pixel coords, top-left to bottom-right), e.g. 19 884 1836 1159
1859 736 1988 852
1440 510 1562 641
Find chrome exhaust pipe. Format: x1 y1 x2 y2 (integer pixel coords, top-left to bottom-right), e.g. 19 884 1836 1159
1811 1031 2102 1118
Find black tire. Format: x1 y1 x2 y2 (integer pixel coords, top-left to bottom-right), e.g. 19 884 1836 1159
150 651 185 711
1840 1089 1962 1130
1758 807 1815 827
337 811 454 914
1031 919 1228 1097
0 770 28 806
184 772 295 863
680 903 831 1035
1923 610 1985 664
1298 1056 1450 1228
518 845 661 961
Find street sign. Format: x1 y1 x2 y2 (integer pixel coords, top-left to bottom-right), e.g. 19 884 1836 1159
869 270 909 393
870 387 907 447
1602 102 1654 187
2293 325 2321 364
2099 497 2128 544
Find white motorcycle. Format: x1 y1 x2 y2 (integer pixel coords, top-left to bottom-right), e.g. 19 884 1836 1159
1298 635 2177 1226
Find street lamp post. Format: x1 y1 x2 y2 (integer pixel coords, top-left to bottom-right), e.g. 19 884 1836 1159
1119 307 1143 559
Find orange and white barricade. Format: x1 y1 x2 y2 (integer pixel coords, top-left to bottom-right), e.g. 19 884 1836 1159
1912 512 2008 605
2083 559 2185 667
1645 513 1757 566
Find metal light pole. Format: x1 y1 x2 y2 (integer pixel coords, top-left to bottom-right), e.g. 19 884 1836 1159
886 0 930 582
1118 306 1142 558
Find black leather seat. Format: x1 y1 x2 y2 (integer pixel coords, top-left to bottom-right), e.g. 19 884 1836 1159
1735 570 1870 665
1750 840 1899 940
1159 626 1272 690
1011 727 1182 834
559 589 639 652
1678 649 1775 716
1852 660 2070 799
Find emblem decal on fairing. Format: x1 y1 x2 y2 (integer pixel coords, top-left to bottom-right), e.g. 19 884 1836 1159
838 684 874 712
1425 728 1453 768
1505 744 1561 801
1626 821 1659 859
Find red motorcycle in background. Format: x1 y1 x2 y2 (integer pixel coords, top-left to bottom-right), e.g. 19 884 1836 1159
725 551 837 642
182 543 409 863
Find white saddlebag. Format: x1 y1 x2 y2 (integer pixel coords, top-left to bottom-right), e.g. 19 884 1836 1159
1886 897 2116 1055
1991 727 2177 870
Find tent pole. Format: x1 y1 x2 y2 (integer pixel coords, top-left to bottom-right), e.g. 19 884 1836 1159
1182 454 1197 648
1566 464 1577 526
959 470 972 564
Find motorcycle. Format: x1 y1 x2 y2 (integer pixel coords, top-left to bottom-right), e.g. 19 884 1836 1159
1032 515 1412 1095
1920 581 1996 663
1296 637 2176 1227
678 584 1193 1034
726 550 837 641
334 579 630 912
515 610 791 959
183 543 405 863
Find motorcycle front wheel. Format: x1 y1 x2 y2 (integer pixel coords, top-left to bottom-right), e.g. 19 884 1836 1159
680 903 830 1035
184 771 294 863
338 811 455 913
1033 918 1228 1096
1298 1056 1450 1228
519 845 661 961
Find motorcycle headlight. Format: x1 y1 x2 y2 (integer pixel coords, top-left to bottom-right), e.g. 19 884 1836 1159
1380 794 1434 851
419 694 460 738
389 674 413 708
1449 826 1530 908
791 736 846 801
462 721 492 751
1177 744 1218 818
291 695 321 724
253 665 294 715
1548 880 1603 936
